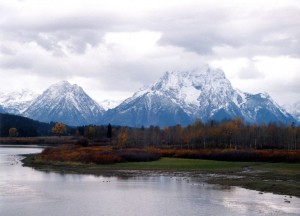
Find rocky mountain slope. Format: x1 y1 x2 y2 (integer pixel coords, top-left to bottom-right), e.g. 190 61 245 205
23 81 105 126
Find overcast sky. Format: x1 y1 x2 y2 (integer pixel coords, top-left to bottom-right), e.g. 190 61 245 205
0 0 299 105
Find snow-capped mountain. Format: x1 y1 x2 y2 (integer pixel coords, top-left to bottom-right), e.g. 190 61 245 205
283 102 300 122
0 89 39 114
99 99 122 111
234 91 295 124
24 81 105 126
103 66 295 127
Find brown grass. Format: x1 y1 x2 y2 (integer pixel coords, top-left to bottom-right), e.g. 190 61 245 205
37 145 300 164
145 148 300 163
38 145 161 164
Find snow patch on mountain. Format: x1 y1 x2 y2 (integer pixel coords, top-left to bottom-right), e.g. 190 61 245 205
0 89 39 114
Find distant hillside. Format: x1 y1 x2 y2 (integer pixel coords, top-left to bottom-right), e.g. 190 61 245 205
0 113 55 137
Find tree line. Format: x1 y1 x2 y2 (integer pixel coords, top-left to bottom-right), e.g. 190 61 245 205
72 118 299 150
110 119 300 150
1 113 299 150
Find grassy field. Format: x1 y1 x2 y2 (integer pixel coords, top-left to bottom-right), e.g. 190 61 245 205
108 157 256 171
22 155 300 197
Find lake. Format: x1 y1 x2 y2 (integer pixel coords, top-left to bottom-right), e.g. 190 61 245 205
0 145 299 216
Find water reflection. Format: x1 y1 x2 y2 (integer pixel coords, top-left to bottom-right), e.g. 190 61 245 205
0 145 299 216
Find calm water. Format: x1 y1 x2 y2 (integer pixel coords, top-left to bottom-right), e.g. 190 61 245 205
0 146 299 216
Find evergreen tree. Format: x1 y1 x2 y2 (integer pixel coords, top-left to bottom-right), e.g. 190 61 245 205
107 123 112 139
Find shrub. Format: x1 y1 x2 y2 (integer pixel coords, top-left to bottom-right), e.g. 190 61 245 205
38 145 161 164
76 138 89 147
117 150 161 162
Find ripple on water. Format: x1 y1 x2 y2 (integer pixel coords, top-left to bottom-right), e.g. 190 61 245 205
0 182 38 197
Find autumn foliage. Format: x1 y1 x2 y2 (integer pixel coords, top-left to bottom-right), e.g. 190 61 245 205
52 123 67 136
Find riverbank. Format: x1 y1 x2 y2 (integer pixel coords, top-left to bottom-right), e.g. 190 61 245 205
22 155 300 197
0 136 76 145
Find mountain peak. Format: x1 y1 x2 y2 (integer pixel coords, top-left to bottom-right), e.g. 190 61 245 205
148 66 235 115
55 80 71 85
50 80 75 89
24 81 104 126
166 65 225 78
44 80 85 99
51 80 82 89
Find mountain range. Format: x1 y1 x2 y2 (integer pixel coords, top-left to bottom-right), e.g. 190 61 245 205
0 89 38 115
0 66 298 126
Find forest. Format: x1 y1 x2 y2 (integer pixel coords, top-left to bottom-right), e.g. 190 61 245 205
0 113 54 137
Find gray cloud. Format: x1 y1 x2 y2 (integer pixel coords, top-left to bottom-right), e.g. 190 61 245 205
0 45 15 55
147 4 300 57
238 62 265 79
267 78 300 105
0 58 33 70
1 1 300 58
0 9 130 56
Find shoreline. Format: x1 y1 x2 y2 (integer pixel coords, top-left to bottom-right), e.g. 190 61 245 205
0 137 77 145
22 154 300 198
